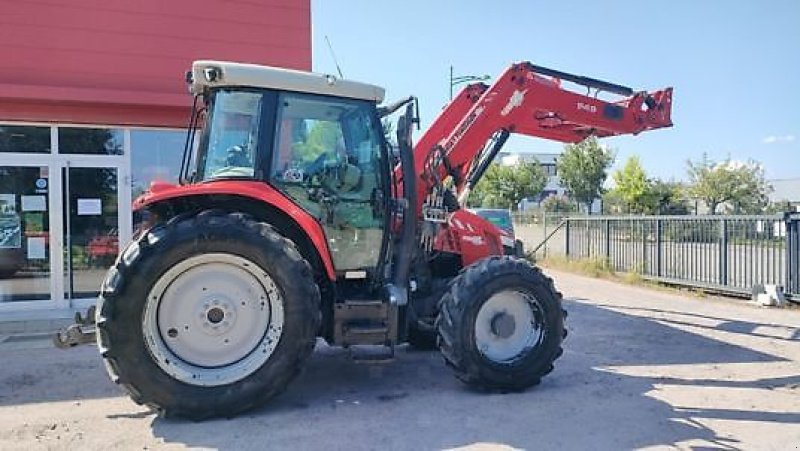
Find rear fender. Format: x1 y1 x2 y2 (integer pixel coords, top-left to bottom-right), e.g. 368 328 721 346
135 181 336 281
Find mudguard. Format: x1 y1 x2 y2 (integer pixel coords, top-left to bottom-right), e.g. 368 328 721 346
134 180 336 280
433 209 512 267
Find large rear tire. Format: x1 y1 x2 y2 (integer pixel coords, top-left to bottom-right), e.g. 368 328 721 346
437 256 566 391
96 210 320 420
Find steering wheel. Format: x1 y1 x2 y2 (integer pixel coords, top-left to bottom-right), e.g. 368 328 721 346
304 153 330 178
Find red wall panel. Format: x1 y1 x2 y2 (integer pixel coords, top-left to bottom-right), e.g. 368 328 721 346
0 0 311 127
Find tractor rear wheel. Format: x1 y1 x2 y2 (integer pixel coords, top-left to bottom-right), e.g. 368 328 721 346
96 210 320 420
437 256 565 391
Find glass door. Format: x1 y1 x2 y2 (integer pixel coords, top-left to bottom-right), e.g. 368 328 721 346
0 165 52 303
63 166 120 300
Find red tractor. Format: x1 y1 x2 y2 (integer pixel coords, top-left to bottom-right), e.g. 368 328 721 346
89 61 672 419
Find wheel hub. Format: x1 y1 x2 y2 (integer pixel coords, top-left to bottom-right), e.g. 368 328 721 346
206 306 225 324
474 290 545 363
142 253 284 387
195 300 237 336
490 312 516 339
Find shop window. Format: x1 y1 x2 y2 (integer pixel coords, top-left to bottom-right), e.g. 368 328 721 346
0 166 51 302
58 127 123 155
130 129 185 198
0 125 51 153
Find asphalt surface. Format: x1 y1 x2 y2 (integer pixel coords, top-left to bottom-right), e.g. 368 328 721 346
0 269 798 450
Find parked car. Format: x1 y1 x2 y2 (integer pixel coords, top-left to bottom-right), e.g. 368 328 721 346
468 208 515 236
467 208 524 257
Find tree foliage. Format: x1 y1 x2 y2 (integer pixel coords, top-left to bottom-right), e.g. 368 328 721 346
292 121 342 163
612 156 649 213
608 156 689 215
541 194 576 212
469 161 547 211
556 137 615 213
686 155 772 214
646 179 689 215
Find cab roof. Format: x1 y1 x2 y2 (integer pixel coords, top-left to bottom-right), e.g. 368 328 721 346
190 60 385 103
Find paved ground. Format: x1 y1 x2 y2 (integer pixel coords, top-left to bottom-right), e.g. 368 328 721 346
0 270 798 450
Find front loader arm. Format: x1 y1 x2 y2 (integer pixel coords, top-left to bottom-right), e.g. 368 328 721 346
413 62 673 210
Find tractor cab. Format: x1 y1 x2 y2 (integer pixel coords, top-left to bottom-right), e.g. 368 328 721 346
183 61 395 277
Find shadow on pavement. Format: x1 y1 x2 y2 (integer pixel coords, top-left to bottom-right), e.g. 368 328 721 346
0 296 795 448
146 299 798 450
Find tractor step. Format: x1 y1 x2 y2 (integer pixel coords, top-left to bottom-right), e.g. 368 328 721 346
334 300 396 347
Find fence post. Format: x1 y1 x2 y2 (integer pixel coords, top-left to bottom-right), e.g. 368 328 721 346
604 219 611 262
565 219 571 257
641 220 648 274
542 210 547 259
719 218 728 286
787 213 799 297
656 219 662 277
586 220 591 258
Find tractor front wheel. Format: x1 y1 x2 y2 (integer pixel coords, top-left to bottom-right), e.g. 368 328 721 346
96 211 320 420
437 256 566 391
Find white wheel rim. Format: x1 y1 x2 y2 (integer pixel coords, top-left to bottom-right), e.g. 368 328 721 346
143 253 284 387
474 290 544 364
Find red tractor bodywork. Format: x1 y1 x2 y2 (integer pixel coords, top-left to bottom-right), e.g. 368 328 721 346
136 61 673 283
136 180 337 280
412 62 672 266
434 209 510 266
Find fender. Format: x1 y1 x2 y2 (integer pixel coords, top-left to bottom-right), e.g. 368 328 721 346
433 209 508 267
134 180 336 280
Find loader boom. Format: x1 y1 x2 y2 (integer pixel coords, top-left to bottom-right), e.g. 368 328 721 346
413 62 673 210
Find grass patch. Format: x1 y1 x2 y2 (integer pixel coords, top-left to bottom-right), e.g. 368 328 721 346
534 255 614 278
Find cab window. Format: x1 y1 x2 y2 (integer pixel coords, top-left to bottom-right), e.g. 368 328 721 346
271 93 385 271
198 90 262 180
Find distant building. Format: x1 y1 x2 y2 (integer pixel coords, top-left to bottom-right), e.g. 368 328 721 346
497 151 601 212
768 178 800 211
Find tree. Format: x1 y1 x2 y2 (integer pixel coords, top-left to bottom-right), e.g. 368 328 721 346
602 189 626 214
612 156 649 213
687 155 772 214
293 121 342 163
608 156 689 215
541 194 576 213
469 161 546 211
556 137 615 214
645 179 689 215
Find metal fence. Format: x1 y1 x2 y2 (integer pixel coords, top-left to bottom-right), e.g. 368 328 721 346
511 211 571 259
787 213 800 297
558 214 798 299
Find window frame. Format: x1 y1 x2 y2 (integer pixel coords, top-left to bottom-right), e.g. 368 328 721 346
269 91 388 200
269 90 392 275
194 88 277 183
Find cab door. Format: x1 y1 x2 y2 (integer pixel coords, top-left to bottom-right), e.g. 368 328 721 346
269 93 387 273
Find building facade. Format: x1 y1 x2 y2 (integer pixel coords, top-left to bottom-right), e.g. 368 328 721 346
0 0 311 317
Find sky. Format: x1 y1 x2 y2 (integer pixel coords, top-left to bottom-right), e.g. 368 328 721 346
311 0 799 182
